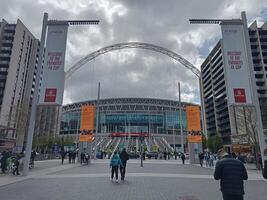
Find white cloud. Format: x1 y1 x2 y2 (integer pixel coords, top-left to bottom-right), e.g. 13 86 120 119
1 0 266 105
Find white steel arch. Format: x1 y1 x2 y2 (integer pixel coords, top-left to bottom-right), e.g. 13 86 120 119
64 42 206 145
65 42 200 79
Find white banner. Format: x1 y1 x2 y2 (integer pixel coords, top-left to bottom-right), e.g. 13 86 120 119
39 24 68 105
221 23 252 105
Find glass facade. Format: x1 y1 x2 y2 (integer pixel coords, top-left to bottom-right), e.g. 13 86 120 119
60 110 187 135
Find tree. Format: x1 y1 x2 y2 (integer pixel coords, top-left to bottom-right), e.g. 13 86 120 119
206 133 223 153
202 134 207 150
231 105 261 169
207 136 214 152
214 133 223 152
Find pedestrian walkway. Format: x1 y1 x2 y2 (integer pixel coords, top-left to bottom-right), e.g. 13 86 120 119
0 159 266 200
0 159 77 187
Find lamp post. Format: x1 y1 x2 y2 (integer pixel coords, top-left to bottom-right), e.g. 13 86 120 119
140 131 144 167
22 13 99 176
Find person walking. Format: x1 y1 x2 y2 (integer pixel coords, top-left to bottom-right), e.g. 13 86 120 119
110 151 122 183
85 153 90 165
214 152 248 200
72 151 76 164
198 152 204 167
12 154 21 175
119 148 129 180
68 151 72 164
181 153 185 164
80 152 85 165
60 150 66 165
163 151 167 160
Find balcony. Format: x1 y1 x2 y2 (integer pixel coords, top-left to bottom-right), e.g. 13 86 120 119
0 47 11 51
0 61 9 65
203 85 212 94
258 93 267 98
0 54 10 58
250 41 259 46
216 111 229 120
1 40 13 44
212 69 224 83
216 105 228 114
3 33 14 37
217 118 230 126
256 86 267 91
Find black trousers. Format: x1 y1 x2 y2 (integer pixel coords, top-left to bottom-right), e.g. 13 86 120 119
223 193 243 200
13 164 19 175
120 165 126 180
111 166 119 180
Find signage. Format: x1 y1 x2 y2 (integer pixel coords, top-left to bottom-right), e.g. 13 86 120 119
44 88 57 102
187 135 202 143
233 88 246 103
220 23 252 105
186 106 201 132
39 24 68 105
79 134 94 143
80 105 95 131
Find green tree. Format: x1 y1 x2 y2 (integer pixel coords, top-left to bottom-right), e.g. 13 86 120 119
214 133 223 152
207 133 223 153
207 136 214 152
202 134 207 150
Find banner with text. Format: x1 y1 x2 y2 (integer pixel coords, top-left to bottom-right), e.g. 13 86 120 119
220 22 252 105
186 106 201 132
80 105 95 131
39 24 68 105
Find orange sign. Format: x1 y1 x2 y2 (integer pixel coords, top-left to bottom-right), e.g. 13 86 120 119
187 135 202 143
186 106 201 132
79 134 94 142
80 105 95 131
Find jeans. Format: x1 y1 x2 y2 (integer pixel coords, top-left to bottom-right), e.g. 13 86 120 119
223 193 243 200
111 166 119 180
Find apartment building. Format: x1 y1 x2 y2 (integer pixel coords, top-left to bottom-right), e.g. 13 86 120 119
201 19 267 145
0 19 39 151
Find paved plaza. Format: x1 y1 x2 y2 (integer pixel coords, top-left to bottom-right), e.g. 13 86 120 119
0 159 266 200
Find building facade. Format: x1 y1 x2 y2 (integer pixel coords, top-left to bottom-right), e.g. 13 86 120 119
34 105 61 138
0 19 39 151
201 19 267 145
60 98 199 152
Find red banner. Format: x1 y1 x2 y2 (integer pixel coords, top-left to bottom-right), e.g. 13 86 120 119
44 88 57 102
234 88 246 103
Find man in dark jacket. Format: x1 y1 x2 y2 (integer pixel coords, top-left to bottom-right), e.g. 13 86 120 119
214 153 248 200
198 152 204 167
119 148 129 180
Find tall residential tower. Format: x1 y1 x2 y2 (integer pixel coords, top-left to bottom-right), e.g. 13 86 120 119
201 19 267 145
0 19 39 151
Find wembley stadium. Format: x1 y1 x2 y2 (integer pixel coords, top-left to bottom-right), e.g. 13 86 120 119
60 97 200 153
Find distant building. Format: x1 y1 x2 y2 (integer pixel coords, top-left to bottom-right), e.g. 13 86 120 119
201 18 267 145
0 19 39 151
34 104 61 139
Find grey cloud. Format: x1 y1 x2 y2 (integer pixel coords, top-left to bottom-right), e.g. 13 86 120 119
1 0 266 105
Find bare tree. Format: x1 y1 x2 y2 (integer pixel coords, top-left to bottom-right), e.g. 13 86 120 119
230 105 260 168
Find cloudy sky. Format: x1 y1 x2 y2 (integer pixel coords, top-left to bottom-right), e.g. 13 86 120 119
1 0 267 105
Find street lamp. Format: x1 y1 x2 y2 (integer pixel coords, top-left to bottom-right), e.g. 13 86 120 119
139 131 144 167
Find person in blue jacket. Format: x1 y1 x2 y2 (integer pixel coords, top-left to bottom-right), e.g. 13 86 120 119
110 151 122 183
